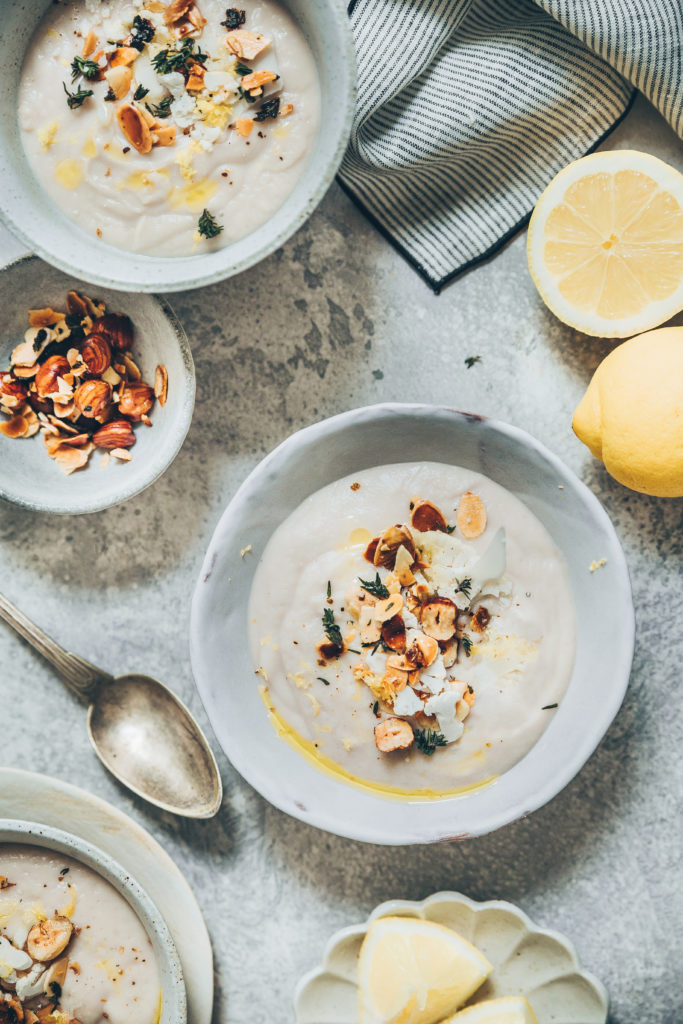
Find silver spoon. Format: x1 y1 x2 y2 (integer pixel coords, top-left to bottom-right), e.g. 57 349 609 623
0 593 222 819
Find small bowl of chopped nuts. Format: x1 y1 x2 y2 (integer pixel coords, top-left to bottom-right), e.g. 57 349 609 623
0 254 195 514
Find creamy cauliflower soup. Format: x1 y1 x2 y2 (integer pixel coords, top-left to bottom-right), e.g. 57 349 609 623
0 846 161 1024
19 0 320 256
248 463 577 797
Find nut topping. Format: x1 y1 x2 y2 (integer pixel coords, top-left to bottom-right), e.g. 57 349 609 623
411 498 448 533
92 420 136 450
418 596 458 641
154 364 168 406
35 356 70 398
374 717 414 753
80 334 112 375
456 491 487 539
118 381 154 421
373 525 416 569
27 917 73 962
116 103 153 154
90 313 134 351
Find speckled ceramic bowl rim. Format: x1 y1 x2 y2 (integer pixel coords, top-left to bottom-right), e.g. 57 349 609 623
0 1 357 293
0 817 187 1024
0 254 196 514
294 891 609 1020
191 403 635 844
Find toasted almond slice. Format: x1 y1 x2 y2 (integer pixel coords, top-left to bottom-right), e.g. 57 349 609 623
381 614 406 653
241 69 278 93
456 491 487 539
0 413 30 439
153 125 177 147
359 605 381 645
411 498 448 533
419 596 457 641
406 634 439 668
82 29 98 58
47 414 78 434
441 638 459 669
122 353 142 380
225 29 271 60
373 593 403 623
66 290 88 317
279 103 294 117
385 654 415 674
380 668 408 694
394 544 416 587
105 65 132 100
374 717 414 753
164 0 194 23
110 447 133 461
154 365 168 406
55 445 93 474
58 433 92 448
187 4 206 28
12 364 39 379
28 308 64 328
234 118 254 138
109 46 139 67
22 408 40 438
101 365 122 386
374 524 416 570
117 104 153 153
27 917 73 962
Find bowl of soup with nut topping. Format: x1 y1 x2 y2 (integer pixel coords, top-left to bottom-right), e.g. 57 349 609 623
0 0 355 291
0 820 185 1024
191 403 635 844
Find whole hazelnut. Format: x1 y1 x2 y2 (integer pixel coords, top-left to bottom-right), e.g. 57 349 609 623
74 379 112 421
118 381 154 421
81 334 111 375
90 313 134 351
35 355 70 398
92 419 136 450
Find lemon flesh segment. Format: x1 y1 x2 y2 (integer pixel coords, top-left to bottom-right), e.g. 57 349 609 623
443 996 538 1024
358 916 492 1024
572 326 683 497
527 151 683 337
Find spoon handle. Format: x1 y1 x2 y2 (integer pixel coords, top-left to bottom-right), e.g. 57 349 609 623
0 593 113 702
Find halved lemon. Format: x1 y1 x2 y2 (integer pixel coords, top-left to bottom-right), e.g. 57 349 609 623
443 996 538 1024
527 150 683 337
358 916 492 1024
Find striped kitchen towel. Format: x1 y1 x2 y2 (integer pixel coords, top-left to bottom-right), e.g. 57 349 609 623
338 0 683 291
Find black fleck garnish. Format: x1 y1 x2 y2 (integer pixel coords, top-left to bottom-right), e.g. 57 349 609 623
63 82 93 109
322 608 344 649
222 8 246 29
130 15 155 50
70 55 100 82
197 209 224 239
446 524 457 534
48 981 62 1011
33 329 47 352
460 635 473 657
465 355 482 369
372 701 379 716
59 867 69 876
347 647 361 655
359 573 390 599
133 84 150 100
254 97 280 121
455 577 472 600
145 96 172 119
104 87 116 101
317 677 330 686
542 703 558 710
414 729 447 756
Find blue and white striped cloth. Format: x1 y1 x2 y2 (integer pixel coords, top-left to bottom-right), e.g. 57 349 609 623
339 0 683 291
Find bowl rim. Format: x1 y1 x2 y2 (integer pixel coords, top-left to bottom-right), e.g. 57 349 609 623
0 253 196 514
0 816 187 1024
293 891 609 1021
190 402 635 844
0 0 357 293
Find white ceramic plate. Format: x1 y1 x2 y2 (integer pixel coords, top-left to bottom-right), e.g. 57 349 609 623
0 255 195 513
294 892 608 1023
190 404 635 845
0 768 213 1024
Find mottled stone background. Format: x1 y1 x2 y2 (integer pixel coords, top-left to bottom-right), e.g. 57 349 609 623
1 95 682 1024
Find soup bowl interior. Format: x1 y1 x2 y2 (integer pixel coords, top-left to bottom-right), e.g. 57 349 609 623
190 403 635 844
0 818 186 1024
0 255 195 514
0 0 356 293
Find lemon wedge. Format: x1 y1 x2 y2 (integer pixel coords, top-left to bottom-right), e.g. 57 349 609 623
358 916 492 1024
443 996 538 1024
527 150 683 337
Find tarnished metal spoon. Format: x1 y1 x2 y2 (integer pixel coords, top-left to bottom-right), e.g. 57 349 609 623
0 593 222 819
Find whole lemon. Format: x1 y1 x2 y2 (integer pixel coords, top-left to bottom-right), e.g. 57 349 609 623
573 327 683 497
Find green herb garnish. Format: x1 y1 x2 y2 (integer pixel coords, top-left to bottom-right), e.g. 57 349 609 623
130 15 155 50
235 61 253 76
145 96 172 119
414 729 447 756
152 38 207 75
254 97 280 121
362 638 392 655
460 635 473 657
134 84 150 100
326 580 332 599
359 573 389 599
464 356 481 369
317 677 330 686
372 701 379 716
222 8 246 30
197 209 224 239
70 55 100 82
455 577 472 600
63 82 93 109
322 608 344 649
542 703 558 710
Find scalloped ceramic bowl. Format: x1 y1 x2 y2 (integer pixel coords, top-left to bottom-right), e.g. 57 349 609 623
295 893 608 1023
0 0 355 293
190 403 634 844
0 818 186 1024
0 255 195 514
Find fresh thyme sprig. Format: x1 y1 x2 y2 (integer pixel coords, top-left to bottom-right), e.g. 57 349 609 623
134 84 150 101
322 608 344 649
63 82 93 109
70 56 100 82
359 573 389 599
145 96 172 119
464 355 481 369
460 635 473 657
152 38 207 75
414 729 447 756
455 577 472 600
197 209 223 239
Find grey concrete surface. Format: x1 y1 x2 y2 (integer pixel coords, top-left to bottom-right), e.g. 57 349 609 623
1 93 682 1024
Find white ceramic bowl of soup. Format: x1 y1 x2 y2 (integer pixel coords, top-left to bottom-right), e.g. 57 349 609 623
0 0 355 292
190 403 635 845
0 818 186 1024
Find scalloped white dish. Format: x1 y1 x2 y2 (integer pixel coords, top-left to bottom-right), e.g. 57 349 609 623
295 892 608 1024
